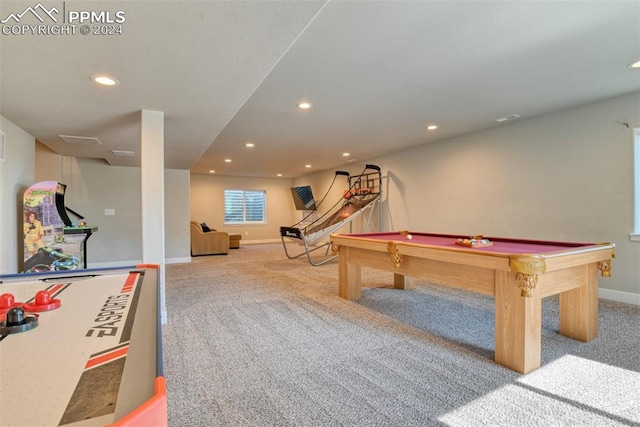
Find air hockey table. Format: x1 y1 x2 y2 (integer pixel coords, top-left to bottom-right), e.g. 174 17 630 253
0 265 166 427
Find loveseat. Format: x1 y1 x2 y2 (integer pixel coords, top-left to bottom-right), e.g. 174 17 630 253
190 221 229 256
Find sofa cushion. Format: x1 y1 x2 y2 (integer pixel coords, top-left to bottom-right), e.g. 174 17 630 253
200 222 211 232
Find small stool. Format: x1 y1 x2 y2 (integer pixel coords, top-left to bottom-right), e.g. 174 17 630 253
228 233 242 249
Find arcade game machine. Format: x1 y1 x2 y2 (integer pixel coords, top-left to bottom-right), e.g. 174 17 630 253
22 181 98 273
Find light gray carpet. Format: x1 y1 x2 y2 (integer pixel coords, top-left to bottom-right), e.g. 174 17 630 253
162 243 640 426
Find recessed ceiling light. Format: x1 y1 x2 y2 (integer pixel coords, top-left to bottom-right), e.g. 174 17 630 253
629 60 640 69
298 102 312 109
343 152 350 157
91 75 119 86
224 159 232 163
209 170 215 174
245 142 254 147
305 164 311 168
426 125 438 130
277 173 282 177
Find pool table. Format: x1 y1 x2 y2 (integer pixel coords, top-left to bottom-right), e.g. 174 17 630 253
329 231 615 374
0 265 167 426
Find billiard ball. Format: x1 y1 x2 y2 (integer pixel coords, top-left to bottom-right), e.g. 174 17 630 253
406 234 412 240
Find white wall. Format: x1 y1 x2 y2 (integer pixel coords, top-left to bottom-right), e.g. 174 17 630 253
0 115 36 274
42 156 143 266
164 169 191 262
294 164 387 235
297 92 640 302
0 124 203 272
33 143 191 268
5 92 639 302
190 174 296 242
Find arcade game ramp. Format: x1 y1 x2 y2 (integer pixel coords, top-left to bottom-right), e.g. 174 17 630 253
280 164 382 266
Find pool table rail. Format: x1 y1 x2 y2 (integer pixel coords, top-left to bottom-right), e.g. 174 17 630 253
330 233 615 298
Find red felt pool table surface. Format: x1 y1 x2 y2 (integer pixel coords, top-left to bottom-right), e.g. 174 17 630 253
330 231 615 374
350 232 594 254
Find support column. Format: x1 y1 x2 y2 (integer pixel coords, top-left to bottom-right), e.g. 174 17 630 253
141 110 167 323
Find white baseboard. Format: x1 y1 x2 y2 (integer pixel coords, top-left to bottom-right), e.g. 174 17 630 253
166 257 191 265
90 257 191 269
88 260 143 269
599 288 640 305
241 239 282 244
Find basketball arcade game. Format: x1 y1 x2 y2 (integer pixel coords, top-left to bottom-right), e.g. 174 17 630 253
0 265 167 426
23 181 98 273
280 164 382 266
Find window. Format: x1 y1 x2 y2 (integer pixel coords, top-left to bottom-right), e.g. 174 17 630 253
224 189 266 224
633 127 640 241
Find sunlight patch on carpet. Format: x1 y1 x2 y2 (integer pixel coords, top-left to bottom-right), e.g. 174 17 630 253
438 355 640 426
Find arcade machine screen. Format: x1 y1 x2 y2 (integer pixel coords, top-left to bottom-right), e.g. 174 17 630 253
23 181 97 273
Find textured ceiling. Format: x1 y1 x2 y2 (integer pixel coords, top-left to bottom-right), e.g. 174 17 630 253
1 1 639 178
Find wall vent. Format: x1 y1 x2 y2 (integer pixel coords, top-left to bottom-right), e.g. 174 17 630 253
59 135 102 145
494 114 521 123
111 150 136 157
0 131 5 161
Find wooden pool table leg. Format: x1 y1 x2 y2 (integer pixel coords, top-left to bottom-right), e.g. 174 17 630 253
394 273 405 289
393 273 417 290
559 263 599 342
338 246 362 300
495 271 542 374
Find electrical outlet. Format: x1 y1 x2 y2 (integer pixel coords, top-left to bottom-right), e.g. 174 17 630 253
245 231 249 235
104 209 115 216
